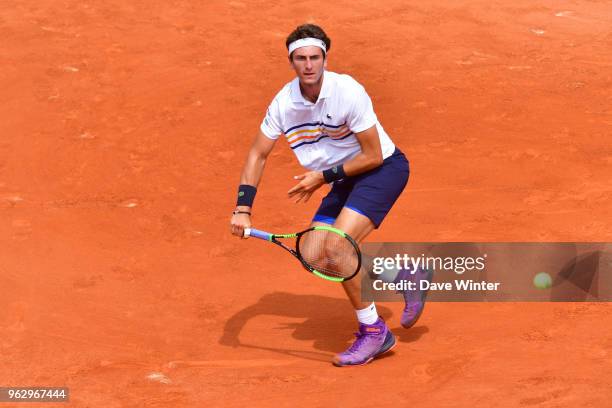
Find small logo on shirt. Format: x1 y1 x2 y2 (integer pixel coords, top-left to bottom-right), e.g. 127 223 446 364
326 113 332 119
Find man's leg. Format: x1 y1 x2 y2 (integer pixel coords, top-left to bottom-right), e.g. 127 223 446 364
330 207 396 366
332 208 375 309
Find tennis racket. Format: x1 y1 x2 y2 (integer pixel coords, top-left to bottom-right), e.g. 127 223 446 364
243 225 362 282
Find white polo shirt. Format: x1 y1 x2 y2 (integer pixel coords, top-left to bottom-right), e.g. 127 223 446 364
260 71 396 171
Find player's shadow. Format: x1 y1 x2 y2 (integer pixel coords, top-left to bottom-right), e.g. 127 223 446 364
219 291 429 362
394 325 429 344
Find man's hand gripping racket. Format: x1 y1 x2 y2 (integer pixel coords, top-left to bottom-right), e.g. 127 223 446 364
243 226 362 282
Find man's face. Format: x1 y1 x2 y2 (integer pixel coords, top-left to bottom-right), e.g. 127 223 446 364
290 46 326 86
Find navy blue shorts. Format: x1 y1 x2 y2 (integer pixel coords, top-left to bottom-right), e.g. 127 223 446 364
312 148 409 228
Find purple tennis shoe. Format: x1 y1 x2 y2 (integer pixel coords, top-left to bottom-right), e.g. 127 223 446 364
332 317 396 367
397 266 434 328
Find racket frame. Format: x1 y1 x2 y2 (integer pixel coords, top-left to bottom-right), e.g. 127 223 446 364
244 225 362 282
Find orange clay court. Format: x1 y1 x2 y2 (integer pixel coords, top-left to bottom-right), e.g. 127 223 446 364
1 1 611 406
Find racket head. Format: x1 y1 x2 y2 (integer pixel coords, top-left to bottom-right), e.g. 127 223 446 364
295 226 362 282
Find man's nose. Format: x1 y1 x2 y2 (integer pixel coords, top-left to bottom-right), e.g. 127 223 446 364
305 58 313 70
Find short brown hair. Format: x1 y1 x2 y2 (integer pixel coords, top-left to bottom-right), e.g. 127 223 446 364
286 24 331 60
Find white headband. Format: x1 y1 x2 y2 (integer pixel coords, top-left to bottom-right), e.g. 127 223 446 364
288 37 327 56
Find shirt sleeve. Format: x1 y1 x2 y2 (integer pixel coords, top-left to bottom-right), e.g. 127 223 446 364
347 84 377 133
260 97 283 140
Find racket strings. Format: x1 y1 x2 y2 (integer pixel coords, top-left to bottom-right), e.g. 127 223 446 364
298 230 360 278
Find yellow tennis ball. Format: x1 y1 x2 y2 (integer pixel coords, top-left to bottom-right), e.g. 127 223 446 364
533 272 552 289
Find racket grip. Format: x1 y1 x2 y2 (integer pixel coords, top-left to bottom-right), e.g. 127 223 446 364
244 228 272 241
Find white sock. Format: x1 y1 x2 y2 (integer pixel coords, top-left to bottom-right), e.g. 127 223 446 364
356 302 378 325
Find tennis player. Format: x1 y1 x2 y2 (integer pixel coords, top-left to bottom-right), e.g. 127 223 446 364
230 24 424 366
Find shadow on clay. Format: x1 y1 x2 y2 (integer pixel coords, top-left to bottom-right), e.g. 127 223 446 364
219 291 429 362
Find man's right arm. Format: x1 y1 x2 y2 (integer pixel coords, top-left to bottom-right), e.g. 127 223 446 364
230 131 278 237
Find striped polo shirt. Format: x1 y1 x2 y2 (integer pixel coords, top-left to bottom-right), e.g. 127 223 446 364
260 71 396 171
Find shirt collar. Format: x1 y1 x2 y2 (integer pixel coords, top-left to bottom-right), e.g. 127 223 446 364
290 71 332 106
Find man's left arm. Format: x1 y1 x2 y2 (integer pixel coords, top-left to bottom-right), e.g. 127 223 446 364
287 125 382 203
341 125 383 175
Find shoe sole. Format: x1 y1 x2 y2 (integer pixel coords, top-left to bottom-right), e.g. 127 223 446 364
401 302 425 329
332 333 397 367
401 268 433 329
